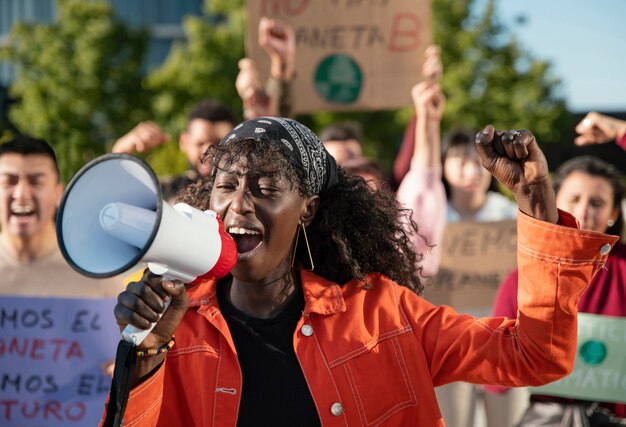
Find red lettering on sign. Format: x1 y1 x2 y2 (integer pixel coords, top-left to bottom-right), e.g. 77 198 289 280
0 399 86 422
0 337 83 361
66 341 84 361
388 12 421 52
260 0 310 17
30 338 45 360
0 400 18 421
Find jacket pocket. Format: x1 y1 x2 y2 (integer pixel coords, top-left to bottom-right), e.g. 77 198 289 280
333 334 418 425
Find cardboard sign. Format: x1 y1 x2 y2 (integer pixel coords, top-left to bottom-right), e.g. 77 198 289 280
530 313 626 403
423 220 518 318
0 296 119 426
245 0 432 113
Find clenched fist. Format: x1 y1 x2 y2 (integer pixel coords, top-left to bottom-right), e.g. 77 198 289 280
475 125 558 224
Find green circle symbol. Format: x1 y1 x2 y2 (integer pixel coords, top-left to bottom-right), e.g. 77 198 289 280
314 53 363 104
579 340 607 365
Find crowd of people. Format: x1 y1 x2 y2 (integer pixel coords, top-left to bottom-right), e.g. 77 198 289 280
1 15 625 427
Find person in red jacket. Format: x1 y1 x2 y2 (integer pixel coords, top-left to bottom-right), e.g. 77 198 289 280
102 117 617 427
490 155 625 425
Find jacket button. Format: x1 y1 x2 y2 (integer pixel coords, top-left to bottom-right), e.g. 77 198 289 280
600 244 611 256
330 402 343 416
301 324 314 336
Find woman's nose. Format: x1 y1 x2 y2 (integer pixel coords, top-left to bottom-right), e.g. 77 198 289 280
572 202 589 224
229 187 254 215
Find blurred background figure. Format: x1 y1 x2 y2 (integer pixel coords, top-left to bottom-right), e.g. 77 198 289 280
575 112 626 150
490 155 625 426
0 135 124 297
441 128 518 222
396 45 447 279
341 155 386 191
112 99 236 202
319 121 364 165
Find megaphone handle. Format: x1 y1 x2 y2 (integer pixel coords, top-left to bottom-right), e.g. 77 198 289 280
121 298 172 345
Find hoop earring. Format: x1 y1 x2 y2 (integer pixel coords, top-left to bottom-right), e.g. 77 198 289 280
291 222 314 271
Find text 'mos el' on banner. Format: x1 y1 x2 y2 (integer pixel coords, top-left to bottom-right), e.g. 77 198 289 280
245 0 432 113
0 296 119 427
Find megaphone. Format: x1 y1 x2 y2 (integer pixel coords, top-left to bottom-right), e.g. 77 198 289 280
56 154 237 345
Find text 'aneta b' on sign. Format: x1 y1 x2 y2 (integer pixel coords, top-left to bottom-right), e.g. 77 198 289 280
245 0 432 113
423 220 518 318
530 313 626 403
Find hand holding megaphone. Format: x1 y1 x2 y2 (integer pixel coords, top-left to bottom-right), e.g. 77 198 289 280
114 270 189 351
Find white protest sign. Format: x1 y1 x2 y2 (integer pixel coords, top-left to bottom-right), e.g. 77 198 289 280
0 296 119 426
530 313 626 403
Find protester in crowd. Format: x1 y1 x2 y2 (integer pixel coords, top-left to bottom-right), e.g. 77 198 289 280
395 44 446 278
575 111 626 150
101 116 617 426
489 155 626 426
438 127 523 427
112 18 295 202
0 134 126 403
392 45 443 189
112 100 235 202
340 154 386 191
441 127 518 222
0 135 124 297
318 121 364 165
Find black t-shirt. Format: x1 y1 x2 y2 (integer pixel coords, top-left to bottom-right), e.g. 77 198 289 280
218 285 321 427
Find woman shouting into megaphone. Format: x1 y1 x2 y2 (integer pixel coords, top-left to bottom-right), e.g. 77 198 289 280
102 117 617 427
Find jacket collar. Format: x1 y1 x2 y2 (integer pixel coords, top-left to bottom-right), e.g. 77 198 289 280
186 270 348 316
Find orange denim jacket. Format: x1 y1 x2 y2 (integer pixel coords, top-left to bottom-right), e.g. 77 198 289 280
106 210 618 426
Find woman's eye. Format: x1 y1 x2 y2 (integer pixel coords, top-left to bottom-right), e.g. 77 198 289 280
259 186 277 194
215 183 235 191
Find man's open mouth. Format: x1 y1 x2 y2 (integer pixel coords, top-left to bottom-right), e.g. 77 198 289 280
10 203 35 218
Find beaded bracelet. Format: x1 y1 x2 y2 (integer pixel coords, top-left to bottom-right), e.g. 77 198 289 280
136 336 175 358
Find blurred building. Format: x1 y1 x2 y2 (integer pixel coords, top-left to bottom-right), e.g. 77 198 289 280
0 0 204 87
0 0 205 129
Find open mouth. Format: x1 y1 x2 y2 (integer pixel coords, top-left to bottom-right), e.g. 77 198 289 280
10 203 36 218
228 227 262 254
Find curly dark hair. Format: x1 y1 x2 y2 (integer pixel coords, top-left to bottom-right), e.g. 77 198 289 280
177 137 426 294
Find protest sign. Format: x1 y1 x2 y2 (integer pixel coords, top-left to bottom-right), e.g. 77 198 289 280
423 220 517 317
0 296 119 426
530 313 626 403
245 0 432 113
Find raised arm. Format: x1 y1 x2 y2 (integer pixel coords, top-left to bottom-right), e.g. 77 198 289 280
111 121 169 154
575 111 626 150
396 46 447 277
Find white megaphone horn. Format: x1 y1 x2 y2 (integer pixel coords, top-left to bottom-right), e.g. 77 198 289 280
56 154 237 345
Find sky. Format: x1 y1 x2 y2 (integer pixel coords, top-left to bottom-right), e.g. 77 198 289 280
493 0 626 113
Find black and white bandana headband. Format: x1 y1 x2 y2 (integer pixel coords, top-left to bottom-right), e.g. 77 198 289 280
220 117 338 194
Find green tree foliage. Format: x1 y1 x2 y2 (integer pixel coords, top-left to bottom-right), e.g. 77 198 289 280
0 0 149 182
433 0 571 142
143 0 245 176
